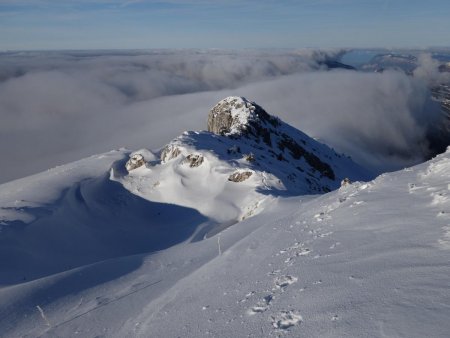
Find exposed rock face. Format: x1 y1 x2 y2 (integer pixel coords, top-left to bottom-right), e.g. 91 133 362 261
228 171 253 182
125 154 146 171
207 96 335 182
184 154 204 168
207 96 279 137
207 97 244 135
161 145 181 163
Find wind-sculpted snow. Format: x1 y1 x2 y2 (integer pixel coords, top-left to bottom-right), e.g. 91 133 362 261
0 152 207 285
1 147 449 337
0 96 368 286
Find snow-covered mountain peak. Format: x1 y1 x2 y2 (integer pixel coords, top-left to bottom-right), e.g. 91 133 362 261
204 96 369 189
115 97 370 224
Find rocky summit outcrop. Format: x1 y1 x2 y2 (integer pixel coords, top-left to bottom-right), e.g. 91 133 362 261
207 96 280 136
207 97 336 182
123 96 369 196
125 154 146 171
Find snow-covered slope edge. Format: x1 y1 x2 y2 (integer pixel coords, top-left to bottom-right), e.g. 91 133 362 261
0 149 209 285
1 148 449 337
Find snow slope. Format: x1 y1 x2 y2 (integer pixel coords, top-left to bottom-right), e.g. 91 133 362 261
0 149 209 285
1 147 450 337
1 98 449 337
0 97 369 287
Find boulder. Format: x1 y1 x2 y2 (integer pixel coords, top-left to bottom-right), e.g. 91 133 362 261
207 97 253 135
161 145 181 163
228 171 253 182
125 154 146 171
184 154 204 168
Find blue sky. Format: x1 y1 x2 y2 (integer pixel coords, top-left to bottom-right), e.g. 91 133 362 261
1 0 450 50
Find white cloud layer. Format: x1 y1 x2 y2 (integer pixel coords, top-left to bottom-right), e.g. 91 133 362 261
0 50 446 183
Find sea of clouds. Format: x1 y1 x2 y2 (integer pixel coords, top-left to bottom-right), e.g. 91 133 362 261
0 49 448 183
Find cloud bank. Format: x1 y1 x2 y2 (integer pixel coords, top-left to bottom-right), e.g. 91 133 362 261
0 50 447 183
236 69 441 173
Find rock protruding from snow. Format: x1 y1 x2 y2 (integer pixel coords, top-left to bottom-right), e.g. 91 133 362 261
184 154 204 168
207 97 247 135
161 145 181 163
207 96 278 136
125 154 146 171
228 171 253 182
341 177 352 187
207 96 339 183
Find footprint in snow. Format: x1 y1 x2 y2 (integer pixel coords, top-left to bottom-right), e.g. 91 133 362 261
284 248 311 265
316 231 333 238
275 275 298 289
284 257 294 265
267 270 281 276
314 212 329 222
295 248 311 256
281 243 311 257
248 294 273 314
238 291 256 303
271 310 303 330
430 191 449 206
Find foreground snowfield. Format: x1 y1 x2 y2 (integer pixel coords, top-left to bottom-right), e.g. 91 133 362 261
1 145 449 337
